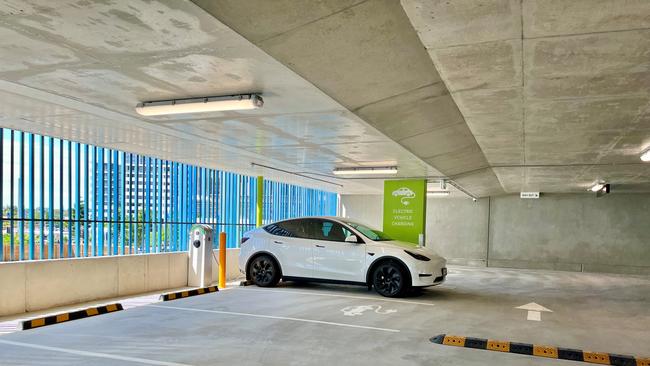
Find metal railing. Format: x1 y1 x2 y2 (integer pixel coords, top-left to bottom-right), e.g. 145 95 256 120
0 128 337 261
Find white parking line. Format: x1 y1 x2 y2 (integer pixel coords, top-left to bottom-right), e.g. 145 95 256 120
147 304 400 333
233 287 435 306
0 339 193 366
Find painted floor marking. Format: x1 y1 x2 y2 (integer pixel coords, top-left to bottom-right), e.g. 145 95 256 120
233 287 435 306
515 302 553 322
147 304 400 333
341 305 397 316
527 311 541 321
0 339 193 366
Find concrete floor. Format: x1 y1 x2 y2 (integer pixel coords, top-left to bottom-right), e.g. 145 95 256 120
0 266 648 366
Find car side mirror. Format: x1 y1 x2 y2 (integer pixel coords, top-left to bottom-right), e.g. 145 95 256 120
345 234 358 243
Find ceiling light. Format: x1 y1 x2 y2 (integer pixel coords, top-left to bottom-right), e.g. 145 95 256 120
589 182 611 196
332 166 398 175
427 191 450 197
135 94 263 116
590 183 611 197
590 183 606 192
641 149 650 162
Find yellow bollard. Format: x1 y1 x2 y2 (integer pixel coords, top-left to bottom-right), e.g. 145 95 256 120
219 232 227 289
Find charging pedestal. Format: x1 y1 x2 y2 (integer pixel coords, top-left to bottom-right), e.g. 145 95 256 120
188 224 213 288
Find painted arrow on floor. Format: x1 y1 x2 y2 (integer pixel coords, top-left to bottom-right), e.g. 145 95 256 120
515 302 552 321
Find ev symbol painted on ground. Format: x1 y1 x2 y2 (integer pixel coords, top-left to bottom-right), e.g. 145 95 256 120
340 305 397 317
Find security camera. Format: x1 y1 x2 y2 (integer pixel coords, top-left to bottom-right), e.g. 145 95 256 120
472 198 477 202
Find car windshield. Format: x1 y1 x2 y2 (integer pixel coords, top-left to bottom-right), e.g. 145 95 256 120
345 222 393 241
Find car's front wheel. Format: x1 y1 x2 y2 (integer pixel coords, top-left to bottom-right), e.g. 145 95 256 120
372 261 409 297
249 255 280 287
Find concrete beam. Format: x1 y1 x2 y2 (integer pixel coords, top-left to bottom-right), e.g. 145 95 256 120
403 0 650 193
523 0 650 38
194 0 503 197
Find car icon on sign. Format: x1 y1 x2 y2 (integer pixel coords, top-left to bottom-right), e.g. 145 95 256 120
392 187 416 205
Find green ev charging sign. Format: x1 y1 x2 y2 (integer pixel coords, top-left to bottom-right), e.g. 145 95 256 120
382 179 427 246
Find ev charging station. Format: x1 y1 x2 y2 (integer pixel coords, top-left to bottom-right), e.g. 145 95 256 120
188 224 213 288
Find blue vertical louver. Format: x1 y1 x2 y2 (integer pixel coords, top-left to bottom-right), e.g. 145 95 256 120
1 128 338 261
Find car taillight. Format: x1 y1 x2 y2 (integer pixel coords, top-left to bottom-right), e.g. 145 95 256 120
240 237 249 245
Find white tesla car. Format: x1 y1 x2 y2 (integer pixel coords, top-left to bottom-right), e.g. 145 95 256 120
238 217 447 297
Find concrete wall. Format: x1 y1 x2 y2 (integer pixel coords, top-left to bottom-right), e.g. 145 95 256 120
426 197 490 267
488 194 650 274
340 194 384 229
341 193 650 275
0 249 243 317
211 248 242 283
0 253 187 316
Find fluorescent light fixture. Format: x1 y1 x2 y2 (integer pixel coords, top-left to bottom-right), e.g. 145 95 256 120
641 149 650 162
332 166 398 175
590 182 611 197
590 183 606 192
590 183 611 197
135 94 263 116
427 191 450 197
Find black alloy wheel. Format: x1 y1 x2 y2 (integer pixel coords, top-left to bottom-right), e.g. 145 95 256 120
250 255 279 287
372 261 408 297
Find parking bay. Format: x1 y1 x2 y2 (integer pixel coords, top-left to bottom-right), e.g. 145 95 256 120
0 266 648 366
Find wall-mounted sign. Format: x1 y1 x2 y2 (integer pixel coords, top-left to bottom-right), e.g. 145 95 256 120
383 180 426 246
520 192 540 199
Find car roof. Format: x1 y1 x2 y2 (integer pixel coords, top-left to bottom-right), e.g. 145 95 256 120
266 216 351 225
271 216 346 221
264 217 379 233
267 217 377 228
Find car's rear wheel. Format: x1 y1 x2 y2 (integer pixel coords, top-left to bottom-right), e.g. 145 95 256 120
250 255 280 287
372 261 409 297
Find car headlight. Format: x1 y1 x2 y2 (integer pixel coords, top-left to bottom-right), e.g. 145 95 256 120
404 250 430 261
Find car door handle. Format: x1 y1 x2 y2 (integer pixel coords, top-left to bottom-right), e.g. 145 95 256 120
273 240 284 244
315 245 325 248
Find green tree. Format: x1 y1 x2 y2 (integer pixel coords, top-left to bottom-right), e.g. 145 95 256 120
70 201 86 221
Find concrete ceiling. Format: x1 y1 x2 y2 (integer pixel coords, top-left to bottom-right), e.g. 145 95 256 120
195 0 650 195
401 0 650 193
194 0 505 197
0 0 446 195
1 0 648 197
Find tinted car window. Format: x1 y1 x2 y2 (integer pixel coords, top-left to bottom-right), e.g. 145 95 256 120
345 222 392 241
307 219 352 242
264 223 293 237
263 219 309 238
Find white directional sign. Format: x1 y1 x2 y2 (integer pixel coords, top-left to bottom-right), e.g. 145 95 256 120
515 302 552 321
520 192 540 199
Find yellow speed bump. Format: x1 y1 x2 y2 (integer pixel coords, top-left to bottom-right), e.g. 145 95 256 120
533 345 558 358
636 357 650 366
442 335 466 347
22 303 123 330
487 340 510 352
430 334 647 366
30 318 45 329
160 286 219 301
583 351 610 365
